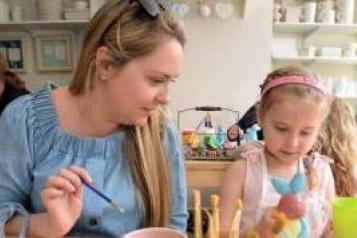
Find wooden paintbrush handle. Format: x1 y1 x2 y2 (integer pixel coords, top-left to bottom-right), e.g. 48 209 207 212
193 189 203 238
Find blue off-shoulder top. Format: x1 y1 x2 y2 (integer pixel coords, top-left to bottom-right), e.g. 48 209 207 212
0 84 187 237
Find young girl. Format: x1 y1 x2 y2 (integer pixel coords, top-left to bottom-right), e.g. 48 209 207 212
219 66 335 238
314 97 357 196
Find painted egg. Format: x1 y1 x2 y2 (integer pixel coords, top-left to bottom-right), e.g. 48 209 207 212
278 193 306 219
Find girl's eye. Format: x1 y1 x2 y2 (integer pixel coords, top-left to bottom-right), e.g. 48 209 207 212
301 131 312 136
275 127 287 132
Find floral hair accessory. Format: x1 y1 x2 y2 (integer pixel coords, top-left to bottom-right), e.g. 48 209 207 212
137 0 173 17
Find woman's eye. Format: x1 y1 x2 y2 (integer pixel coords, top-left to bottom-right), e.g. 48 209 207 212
149 77 162 84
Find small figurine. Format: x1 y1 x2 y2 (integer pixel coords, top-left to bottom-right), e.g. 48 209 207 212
273 2 283 22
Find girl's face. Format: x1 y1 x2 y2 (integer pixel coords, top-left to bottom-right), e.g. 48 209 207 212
260 95 326 165
99 38 183 126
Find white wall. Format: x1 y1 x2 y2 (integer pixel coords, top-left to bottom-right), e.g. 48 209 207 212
22 1 273 131
170 2 272 129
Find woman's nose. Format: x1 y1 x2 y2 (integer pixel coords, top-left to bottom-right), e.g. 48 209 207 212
156 85 170 105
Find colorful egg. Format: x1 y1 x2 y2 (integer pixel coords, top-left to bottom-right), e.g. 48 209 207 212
278 193 306 219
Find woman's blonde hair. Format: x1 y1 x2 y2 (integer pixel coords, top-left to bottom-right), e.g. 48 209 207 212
0 54 26 90
314 97 357 196
257 66 330 190
68 0 186 227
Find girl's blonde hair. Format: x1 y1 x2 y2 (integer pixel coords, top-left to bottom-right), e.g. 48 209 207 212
257 66 329 118
314 97 357 196
69 0 186 226
257 66 330 190
0 54 26 90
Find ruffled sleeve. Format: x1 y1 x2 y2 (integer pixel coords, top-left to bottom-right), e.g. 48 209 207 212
0 95 34 237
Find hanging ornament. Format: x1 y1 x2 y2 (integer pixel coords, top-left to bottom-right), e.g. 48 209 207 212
214 1 235 19
198 0 213 17
171 2 189 18
199 3 211 17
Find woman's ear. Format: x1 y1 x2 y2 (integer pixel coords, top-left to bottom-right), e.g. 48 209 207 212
95 46 112 82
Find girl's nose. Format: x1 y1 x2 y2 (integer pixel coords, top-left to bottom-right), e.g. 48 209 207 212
284 134 300 151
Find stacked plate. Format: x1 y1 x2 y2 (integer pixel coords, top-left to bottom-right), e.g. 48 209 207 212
37 0 63 20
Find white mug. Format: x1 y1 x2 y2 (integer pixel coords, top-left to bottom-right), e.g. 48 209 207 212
75 0 89 10
343 43 357 58
302 2 317 23
285 6 301 23
0 0 10 22
12 5 22 22
319 9 335 23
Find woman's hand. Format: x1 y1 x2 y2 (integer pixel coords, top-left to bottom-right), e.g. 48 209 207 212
40 166 93 237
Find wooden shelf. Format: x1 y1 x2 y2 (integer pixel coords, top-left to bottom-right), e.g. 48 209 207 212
274 22 357 35
0 20 89 31
185 160 233 188
272 55 357 65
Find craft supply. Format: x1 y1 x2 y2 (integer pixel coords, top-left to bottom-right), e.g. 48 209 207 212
271 160 309 237
229 199 243 238
211 195 220 238
193 189 203 238
204 209 215 238
81 178 124 213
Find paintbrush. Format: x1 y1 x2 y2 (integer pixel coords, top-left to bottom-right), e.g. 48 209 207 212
81 178 124 213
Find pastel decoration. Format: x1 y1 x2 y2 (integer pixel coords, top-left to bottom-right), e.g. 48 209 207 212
171 3 189 18
271 177 290 195
217 126 225 147
214 2 234 19
278 194 306 219
199 4 211 17
271 167 310 238
290 173 305 193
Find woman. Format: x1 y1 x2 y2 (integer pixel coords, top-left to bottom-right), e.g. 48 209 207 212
0 0 187 237
0 54 29 116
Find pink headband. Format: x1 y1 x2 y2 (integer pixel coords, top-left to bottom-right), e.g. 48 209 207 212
260 75 326 97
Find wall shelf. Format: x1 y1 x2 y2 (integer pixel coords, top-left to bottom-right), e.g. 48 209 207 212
0 20 89 31
272 55 357 65
274 22 357 35
335 95 357 100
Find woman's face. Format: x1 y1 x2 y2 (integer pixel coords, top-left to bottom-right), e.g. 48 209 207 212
99 38 184 126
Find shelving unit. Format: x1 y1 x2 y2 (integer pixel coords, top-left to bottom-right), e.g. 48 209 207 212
274 22 357 35
0 20 89 31
272 2 357 111
272 55 357 65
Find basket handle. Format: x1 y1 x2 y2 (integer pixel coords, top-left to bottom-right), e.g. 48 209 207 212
194 106 222 111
